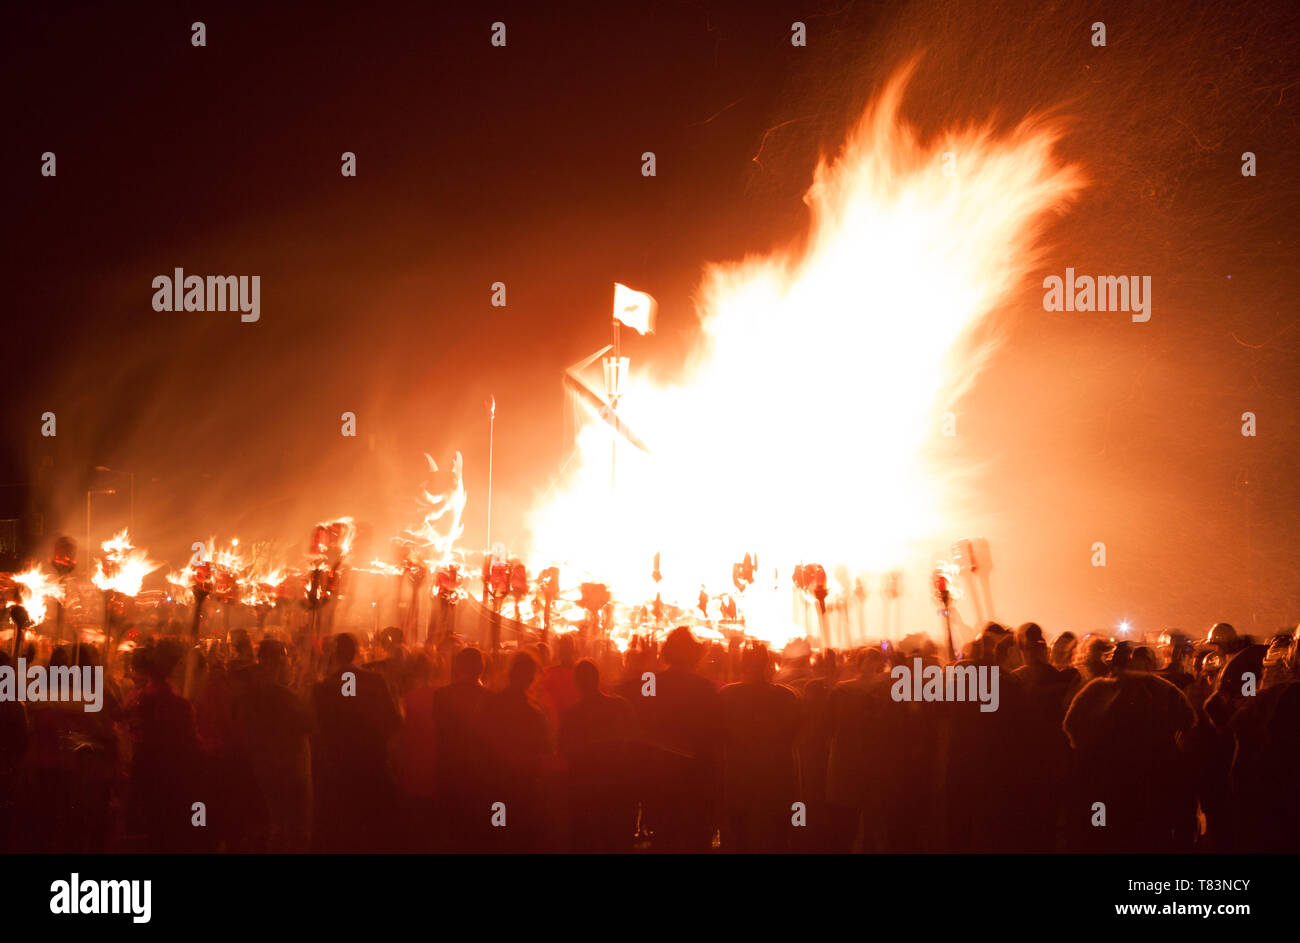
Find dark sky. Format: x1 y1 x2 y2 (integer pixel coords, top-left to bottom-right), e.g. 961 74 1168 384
4 0 1298 634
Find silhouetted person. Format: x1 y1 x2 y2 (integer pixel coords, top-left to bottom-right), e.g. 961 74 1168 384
233 639 313 851
1008 623 1071 850
0 652 29 851
193 646 255 851
1157 631 1196 690
1050 631 1077 671
1229 629 1300 851
395 651 438 849
432 646 489 849
636 626 721 851
541 634 580 733
311 633 401 851
718 645 801 851
1063 671 1195 851
26 646 117 852
944 630 1031 852
475 651 552 850
558 658 638 851
366 626 410 710
228 630 256 686
125 640 203 852
1077 635 1112 683
827 648 893 851
1014 624 1072 715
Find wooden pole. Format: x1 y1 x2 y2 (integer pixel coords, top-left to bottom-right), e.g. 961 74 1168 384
101 592 117 679
611 319 619 493
183 591 208 698
10 611 27 663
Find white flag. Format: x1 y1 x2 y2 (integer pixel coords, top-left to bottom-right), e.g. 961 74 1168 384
613 282 656 335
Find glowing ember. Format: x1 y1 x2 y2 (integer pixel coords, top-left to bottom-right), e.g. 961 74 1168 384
527 63 1083 644
92 529 162 596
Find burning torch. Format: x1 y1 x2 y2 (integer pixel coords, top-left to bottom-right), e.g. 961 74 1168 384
399 544 427 638
306 519 354 643
952 538 993 627
802 563 831 650
51 536 76 646
8 604 31 663
244 569 286 634
538 565 560 642
883 570 902 641
181 559 213 699
91 530 160 674
432 562 465 644
932 564 957 662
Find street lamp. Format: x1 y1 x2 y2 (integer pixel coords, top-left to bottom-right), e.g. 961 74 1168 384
86 489 115 575
94 466 134 533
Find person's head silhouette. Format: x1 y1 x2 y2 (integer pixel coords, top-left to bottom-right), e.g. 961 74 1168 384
508 650 540 691
451 646 484 683
574 658 600 697
741 645 770 683
662 626 703 670
556 634 576 667
334 633 358 667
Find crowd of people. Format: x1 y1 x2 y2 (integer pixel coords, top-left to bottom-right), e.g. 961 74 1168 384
0 613 1297 853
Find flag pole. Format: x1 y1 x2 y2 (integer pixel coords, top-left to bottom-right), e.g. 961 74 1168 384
487 396 495 554
610 316 620 493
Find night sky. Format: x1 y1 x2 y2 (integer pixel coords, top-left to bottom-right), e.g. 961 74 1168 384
4 0 1298 635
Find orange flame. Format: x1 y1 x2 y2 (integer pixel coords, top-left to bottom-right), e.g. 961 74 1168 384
527 63 1083 645
92 529 162 597
405 452 467 567
241 568 285 607
13 565 65 626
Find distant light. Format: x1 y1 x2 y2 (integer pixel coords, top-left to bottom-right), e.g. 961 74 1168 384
231 538 239 547
1118 620 1131 635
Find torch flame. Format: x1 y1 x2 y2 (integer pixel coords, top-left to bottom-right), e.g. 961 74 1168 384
241 567 285 607
92 529 161 596
527 62 1084 644
13 565 65 626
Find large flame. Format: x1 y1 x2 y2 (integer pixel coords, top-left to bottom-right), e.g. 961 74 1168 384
526 64 1084 643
